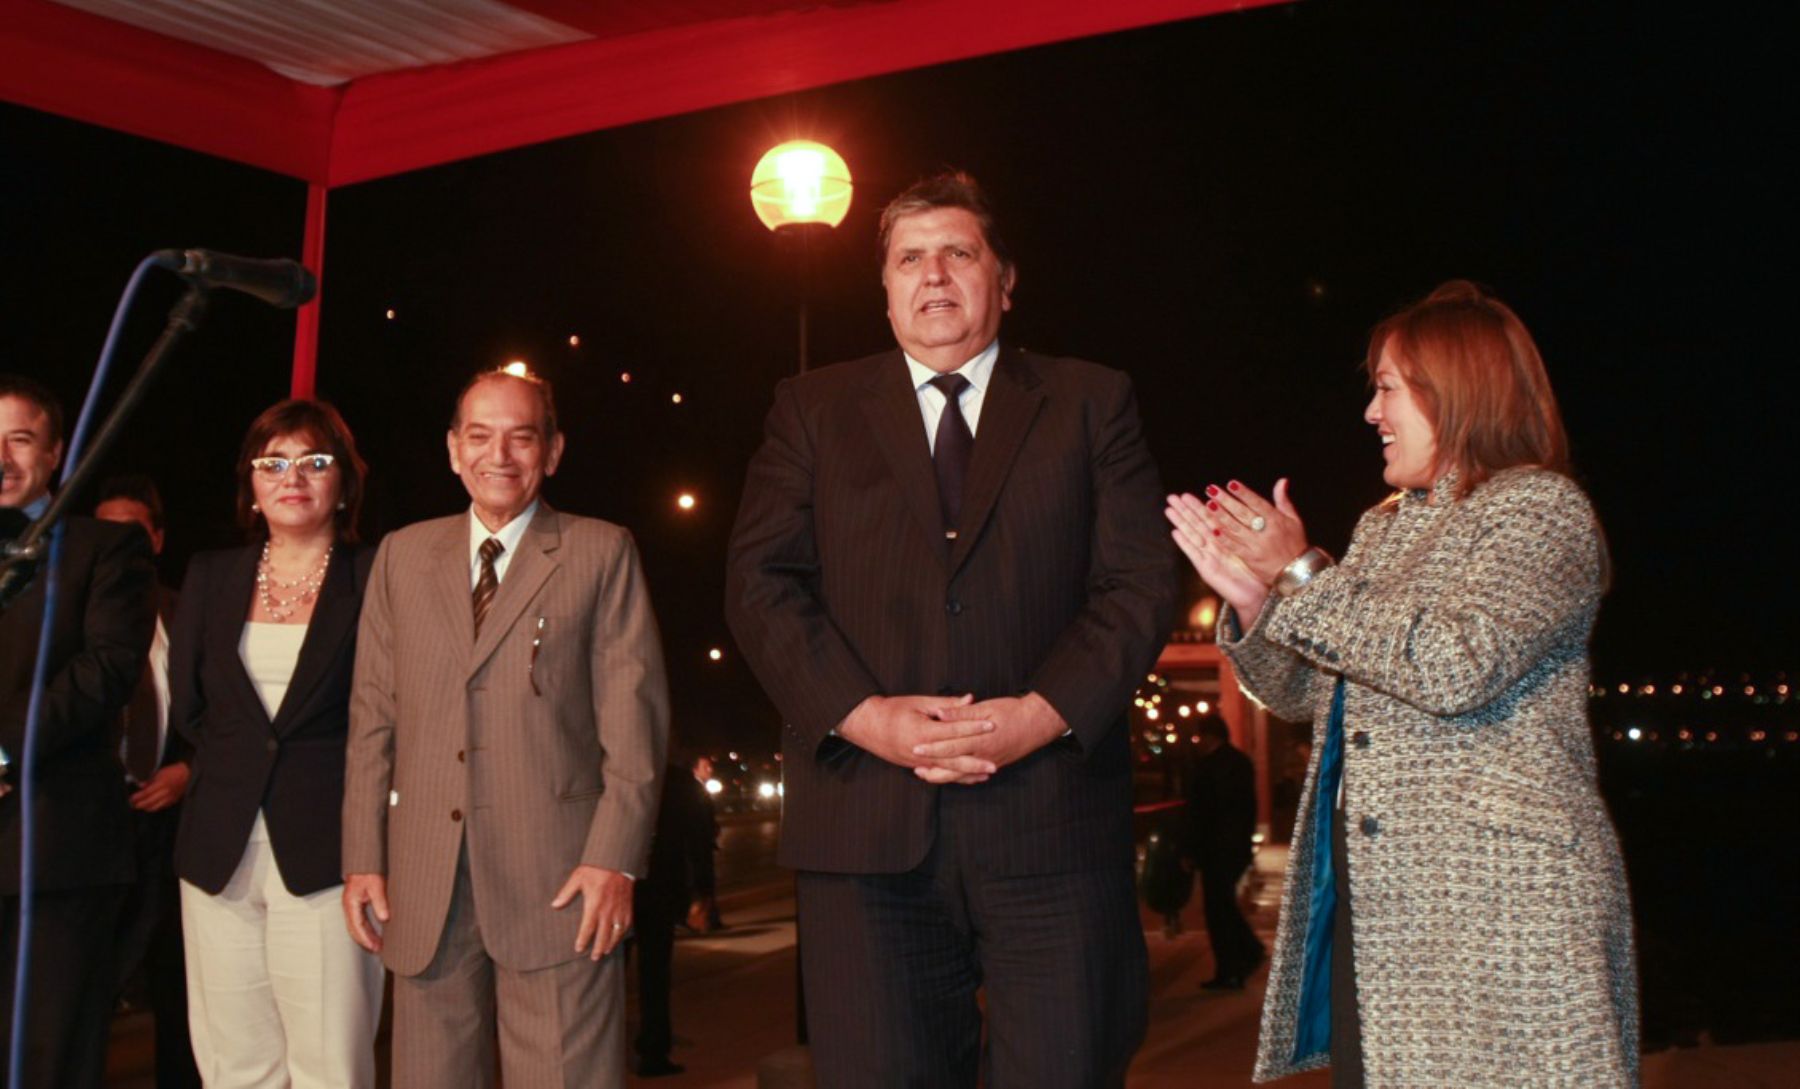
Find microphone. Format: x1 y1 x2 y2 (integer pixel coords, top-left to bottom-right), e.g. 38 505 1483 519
153 249 317 309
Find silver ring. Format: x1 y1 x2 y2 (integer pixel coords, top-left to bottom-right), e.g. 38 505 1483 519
1250 516 1267 533
612 922 624 930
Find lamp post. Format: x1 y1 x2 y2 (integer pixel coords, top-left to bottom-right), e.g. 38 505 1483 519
750 140 852 373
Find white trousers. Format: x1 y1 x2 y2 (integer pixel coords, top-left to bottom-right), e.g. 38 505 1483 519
181 812 385 1089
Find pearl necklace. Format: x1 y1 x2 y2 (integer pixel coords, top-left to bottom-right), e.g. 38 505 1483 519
257 540 331 622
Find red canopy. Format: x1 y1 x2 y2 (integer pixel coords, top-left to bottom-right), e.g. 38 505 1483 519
1 0 1289 390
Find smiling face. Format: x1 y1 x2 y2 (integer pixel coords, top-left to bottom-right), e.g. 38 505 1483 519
1365 342 1440 490
448 375 564 531
882 207 1015 373
250 431 341 538
0 394 62 510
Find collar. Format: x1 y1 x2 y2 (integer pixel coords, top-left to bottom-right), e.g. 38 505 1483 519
22 493 50 520
904 340 999 394
468 499 539 563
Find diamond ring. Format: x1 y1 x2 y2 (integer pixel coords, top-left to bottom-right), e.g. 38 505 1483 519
1250 516 1267 532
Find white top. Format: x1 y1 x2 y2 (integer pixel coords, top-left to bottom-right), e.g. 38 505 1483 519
238 622 309 720
905 339 998 452
467 499 538 589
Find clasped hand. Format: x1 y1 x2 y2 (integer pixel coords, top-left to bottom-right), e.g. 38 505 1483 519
838 692 1069 786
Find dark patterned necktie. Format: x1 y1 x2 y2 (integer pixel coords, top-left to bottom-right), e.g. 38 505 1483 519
472 536 504 635
929 373 973 530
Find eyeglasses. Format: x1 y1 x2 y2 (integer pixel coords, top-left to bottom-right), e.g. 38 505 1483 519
250 454 336 478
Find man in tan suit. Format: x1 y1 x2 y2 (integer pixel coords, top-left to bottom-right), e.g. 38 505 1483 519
342 369 669 1088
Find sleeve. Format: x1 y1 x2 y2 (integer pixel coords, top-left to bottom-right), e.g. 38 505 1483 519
19 521 155 763
1258 473 1603 718
724 379 884 753
341 537 398 875
580 530 670 876
1026 370 1179 755
1217 602 1322 725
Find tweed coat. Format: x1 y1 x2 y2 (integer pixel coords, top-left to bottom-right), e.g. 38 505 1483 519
342 504 669 976
1221 468 1638 1088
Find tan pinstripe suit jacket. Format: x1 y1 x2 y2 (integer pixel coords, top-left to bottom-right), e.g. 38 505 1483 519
343 504 669 975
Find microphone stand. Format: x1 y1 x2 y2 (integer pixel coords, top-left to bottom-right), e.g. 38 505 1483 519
0 284 207 614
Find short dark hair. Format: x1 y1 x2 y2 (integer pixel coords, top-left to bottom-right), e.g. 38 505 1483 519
235 399 368 542
877 171 1014 276
0 373 65 446
96 473 165 532
1195 717 1231 743
449 369 559 441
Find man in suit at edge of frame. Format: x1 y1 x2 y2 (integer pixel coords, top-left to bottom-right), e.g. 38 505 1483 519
1 374 155 1089
725 172 1177 1088
341 368 669 1089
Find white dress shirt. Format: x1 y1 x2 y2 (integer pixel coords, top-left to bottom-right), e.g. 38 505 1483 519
467 500 538 589
905 340 999 451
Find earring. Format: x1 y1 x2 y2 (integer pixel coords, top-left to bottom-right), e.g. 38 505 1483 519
250 502 259 513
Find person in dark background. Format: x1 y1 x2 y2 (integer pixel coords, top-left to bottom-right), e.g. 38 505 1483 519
0 374 155 1089
94 473 202 1089
1168 281 1638 1087
632 748 719 1078
727 172 1175 1088
1180 715 1264 991
169 400 383 1088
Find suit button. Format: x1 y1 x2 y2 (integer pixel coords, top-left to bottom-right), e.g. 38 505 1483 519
1351 730 1370 748
1360 816 1379 837
265 738 278 753
945 599 963 616
451 809 463 822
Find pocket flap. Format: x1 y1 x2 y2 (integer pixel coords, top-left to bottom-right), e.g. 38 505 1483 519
1452 769 1580 850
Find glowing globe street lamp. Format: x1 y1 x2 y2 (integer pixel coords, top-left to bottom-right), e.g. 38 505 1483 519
750 140 852 373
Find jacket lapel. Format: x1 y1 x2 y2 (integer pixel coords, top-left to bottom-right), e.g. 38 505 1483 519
432 516 477 664
949 349 1044 573
860 352 947 554
214 545 272 727
270 546 357 734
469 505 561 675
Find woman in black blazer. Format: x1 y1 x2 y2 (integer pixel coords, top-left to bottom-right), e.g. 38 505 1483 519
168 400 383 1088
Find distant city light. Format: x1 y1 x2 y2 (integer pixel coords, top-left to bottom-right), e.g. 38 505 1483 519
620 372 632 383
1164 732 1177 744
757 782 777 799
1177 705 1191 718
707 647 723 662
1626 727 1642 741
568 335 581 347
1196 700 1210 714
1145 708 1159 721
676 493 697 511
671 393 684 405
704 778 723 795
384 308 396 320
728 751 739 761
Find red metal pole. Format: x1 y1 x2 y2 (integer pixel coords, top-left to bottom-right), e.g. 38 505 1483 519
290 182 327 398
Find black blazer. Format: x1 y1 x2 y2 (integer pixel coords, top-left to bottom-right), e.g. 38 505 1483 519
170 541 375 896
0 515 155 894
726 347 1176 876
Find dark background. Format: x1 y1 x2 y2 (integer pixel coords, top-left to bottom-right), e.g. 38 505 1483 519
3 0 1792 1046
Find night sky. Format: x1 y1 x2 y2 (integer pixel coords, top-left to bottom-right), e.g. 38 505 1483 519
2 0 1787 750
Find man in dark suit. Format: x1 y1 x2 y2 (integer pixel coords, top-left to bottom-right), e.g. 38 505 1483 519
0 374 154 1089
631 751 717 1078
726 173 1175 1087
1180 716 1264 990
94 474 201 1088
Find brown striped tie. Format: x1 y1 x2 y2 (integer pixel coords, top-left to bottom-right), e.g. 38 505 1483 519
472 536 504 635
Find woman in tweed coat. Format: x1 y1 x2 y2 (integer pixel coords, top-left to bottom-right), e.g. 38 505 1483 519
1166 281 1638 1088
